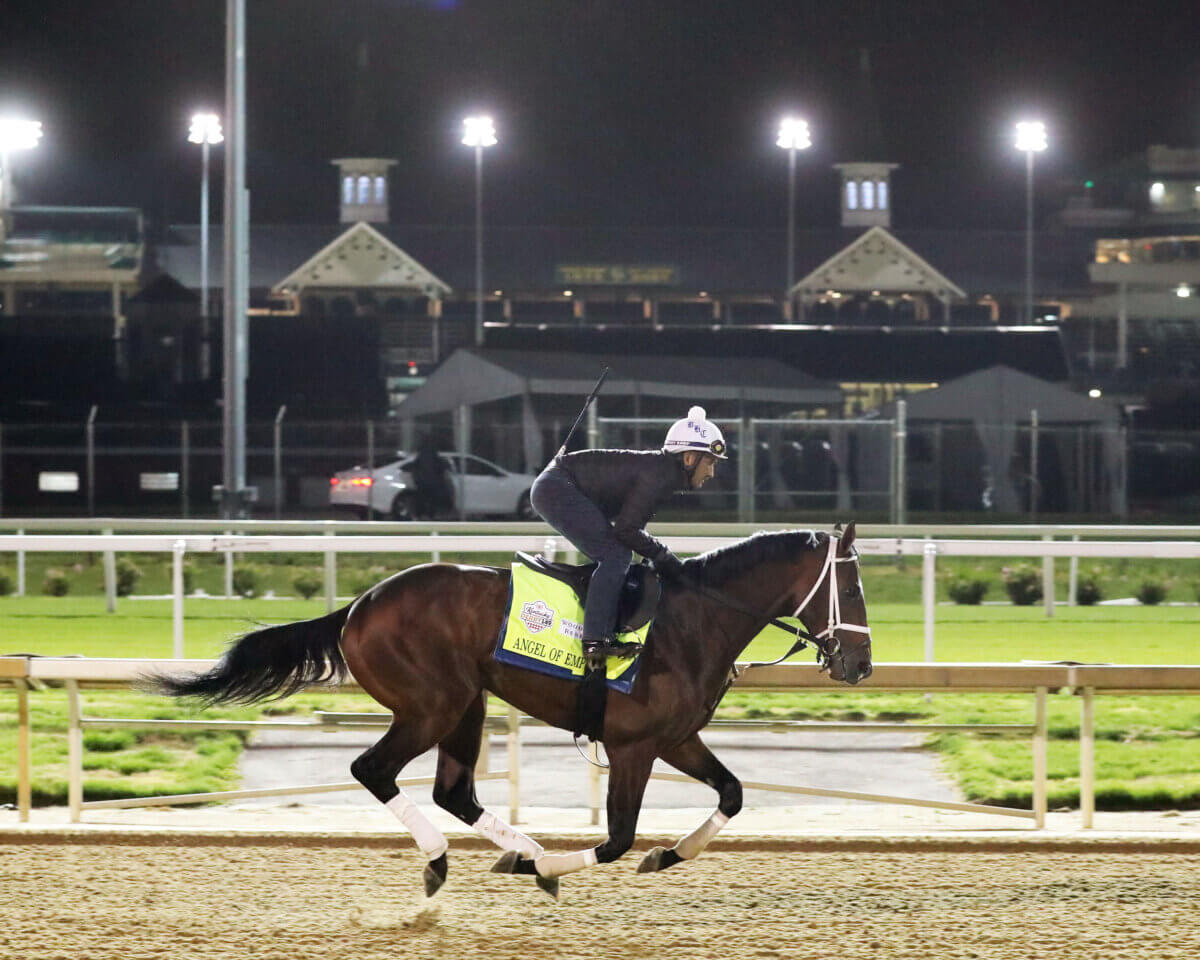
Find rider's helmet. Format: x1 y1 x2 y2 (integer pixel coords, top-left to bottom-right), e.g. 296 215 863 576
662 406 729 460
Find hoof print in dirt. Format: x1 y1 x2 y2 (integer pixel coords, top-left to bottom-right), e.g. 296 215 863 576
423 854 448 897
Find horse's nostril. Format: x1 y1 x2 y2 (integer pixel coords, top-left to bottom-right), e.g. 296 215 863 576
860 663 873 680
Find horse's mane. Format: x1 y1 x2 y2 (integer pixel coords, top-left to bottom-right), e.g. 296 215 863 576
683 529 822 588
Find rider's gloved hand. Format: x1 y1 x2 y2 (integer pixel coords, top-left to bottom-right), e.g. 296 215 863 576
652 549 684 581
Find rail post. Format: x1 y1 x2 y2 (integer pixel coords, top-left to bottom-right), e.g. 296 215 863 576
273 405 287 520
1080 686 1095 829
172 539 186 658
1042 533 1055 618
324 526 337 612
16 678 30 822
16 527 25 596
1068 534 1080 606
507 705 521 824
1033 686 1048 828
922 538 937 661
102 527 117 614
67 679 83 823
223 529 234 598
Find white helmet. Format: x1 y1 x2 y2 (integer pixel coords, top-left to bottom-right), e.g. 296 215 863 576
662 406 729 459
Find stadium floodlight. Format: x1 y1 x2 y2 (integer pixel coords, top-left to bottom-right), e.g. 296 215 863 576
462 116 498 348
0 117 44 210
1014 121 1048 324
188 113 224 379
188 112 224 145
776 117 812 309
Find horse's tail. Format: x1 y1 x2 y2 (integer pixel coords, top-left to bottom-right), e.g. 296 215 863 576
147 605 352 705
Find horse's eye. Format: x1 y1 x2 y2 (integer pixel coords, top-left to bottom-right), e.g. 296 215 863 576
843 583 860 600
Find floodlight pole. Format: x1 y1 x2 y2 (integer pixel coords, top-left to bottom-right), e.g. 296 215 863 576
1024 149 1034 325
474 142 484 347
200 138 212 377
221 0 250 518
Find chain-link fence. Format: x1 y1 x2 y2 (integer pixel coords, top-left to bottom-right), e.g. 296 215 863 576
0 414 1195 520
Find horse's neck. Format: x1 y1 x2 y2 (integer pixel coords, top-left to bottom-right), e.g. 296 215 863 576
699 559 804 663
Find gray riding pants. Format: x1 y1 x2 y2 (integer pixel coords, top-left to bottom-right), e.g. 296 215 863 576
529 463 632 643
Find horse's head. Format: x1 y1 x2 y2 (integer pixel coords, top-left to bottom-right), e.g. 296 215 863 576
794 522 873 685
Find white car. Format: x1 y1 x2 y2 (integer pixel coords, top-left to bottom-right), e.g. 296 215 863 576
330 452 538 520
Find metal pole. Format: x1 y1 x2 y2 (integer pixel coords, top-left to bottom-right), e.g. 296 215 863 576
1068 533 1079 606
473 143 484 347
1080 686 1095 829
1024 149 1034 324
16 527 25 596
786 146 796 315
67 679 82 822
86 405 98 517
172 540 186 658
324 526 337 612
102 526 116 614
180 420 190 519
922 539 936 661
1042 532 1054 618
895 400 907 525
273 404 287 520
1033 686 1047 829
365 419 375 521
221 0 249 518
200 138 211 380
1030 408 1039 517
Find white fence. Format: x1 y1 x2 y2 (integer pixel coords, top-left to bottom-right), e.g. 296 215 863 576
5 657 1200 831
2 522 1198 660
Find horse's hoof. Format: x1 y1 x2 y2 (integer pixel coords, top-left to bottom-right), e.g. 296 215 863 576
423 854 448 897
637 846 682 873
491 850 521 874
535 873 559 900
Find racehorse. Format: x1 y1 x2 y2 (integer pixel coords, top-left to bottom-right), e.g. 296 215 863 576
153 523 872 898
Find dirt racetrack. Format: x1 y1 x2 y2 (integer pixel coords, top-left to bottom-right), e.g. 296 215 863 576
2 834 1199 960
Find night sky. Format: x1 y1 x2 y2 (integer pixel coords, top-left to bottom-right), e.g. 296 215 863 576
2 0 1197 233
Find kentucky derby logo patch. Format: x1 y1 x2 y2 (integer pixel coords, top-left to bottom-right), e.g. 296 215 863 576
519 599 555 634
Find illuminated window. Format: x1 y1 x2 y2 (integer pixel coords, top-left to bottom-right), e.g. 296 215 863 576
862 180 875 210
357 176 371 205
846 180 858 210
877 180 888 210
342 177 354 205
374 176 386 204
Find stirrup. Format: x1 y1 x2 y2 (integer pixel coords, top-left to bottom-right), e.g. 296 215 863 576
583 638 643 670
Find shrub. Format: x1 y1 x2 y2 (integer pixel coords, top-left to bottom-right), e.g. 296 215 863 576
43 569 70 597
292 570 323 600
115 557 143 597
1076 576 1103 606
1002 564 1042 606
1137 579 1167 606
0 569 13 596
947 576 989 605
231 565 262 598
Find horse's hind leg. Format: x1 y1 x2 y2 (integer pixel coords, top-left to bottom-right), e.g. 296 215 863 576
433 692 544 862
350 718 452 896
638 733 741 873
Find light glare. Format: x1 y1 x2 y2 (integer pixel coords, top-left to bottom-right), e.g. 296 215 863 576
776 117 811 151
188 113 224 145
462 115 497 148
1015 121 1047 152
0 117 43 152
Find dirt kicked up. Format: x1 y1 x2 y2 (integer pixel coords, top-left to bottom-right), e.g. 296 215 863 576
1 836 1199 960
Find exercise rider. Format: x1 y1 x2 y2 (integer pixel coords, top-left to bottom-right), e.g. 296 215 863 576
529 405 728 668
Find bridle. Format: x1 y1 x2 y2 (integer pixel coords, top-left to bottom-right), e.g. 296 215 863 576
685 532 871 675
779 533 872 672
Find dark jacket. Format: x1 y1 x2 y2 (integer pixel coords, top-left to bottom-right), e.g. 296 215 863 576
555 449 689 559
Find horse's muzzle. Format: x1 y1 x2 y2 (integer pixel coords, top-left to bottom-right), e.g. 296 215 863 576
841 660 873 685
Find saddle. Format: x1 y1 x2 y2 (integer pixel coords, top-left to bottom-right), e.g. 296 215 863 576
514 552 661 634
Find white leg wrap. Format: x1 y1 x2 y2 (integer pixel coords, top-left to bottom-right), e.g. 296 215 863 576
386 791 448 861
672 811 729 860
472 811 544 860
534 847 598 878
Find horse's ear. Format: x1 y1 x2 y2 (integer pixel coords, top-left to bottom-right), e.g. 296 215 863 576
839 521 856 552
833 521 843 535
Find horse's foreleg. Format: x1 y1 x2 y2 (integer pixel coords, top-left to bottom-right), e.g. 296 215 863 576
638 733 741 873
434 694 543 861
494 741 656 891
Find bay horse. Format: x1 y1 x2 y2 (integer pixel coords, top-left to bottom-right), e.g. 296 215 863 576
154 524 872 898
